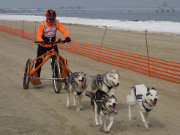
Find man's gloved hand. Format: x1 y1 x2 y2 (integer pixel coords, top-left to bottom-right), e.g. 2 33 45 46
42 39 49 45
65 37 71 43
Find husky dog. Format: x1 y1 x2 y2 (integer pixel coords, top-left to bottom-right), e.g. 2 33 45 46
91 70 120 96
64 72 87 112
127 84 159 130
85 89 117 133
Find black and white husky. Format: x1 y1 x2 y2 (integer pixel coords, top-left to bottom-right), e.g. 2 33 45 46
64 72 87 112
85 89 117 133
127 84 159 130
91 70 120 96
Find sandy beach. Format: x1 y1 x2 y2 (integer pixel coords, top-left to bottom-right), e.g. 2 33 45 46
0 20 180 135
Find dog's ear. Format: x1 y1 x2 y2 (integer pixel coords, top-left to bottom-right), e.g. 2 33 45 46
152 87 156 90
111 95 117 101
74 73 79 78
147 87 150 91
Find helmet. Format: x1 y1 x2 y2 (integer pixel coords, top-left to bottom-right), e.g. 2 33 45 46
46 9 56 20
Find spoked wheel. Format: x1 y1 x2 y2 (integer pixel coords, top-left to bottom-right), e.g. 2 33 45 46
51 59 61 94
23 59 31 89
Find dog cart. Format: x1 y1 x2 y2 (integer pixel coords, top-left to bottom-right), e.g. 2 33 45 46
23 38 71 94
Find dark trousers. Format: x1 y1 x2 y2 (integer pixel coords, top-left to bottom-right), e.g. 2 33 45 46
35 45 59 77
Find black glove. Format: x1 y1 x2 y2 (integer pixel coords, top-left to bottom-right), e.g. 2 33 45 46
42 39 49 45
65 37 71 43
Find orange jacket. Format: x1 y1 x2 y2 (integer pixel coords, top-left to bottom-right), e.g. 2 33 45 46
37 19 69 47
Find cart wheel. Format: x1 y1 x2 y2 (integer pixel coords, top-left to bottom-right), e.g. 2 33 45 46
23 59 31 89
52 59 61 94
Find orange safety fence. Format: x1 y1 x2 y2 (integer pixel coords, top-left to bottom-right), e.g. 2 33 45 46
0 25 180 84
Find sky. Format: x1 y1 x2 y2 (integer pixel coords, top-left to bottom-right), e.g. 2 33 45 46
1 14 180 34
1 0 180 9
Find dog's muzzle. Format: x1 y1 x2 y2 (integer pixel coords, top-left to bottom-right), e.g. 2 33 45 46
151 98 157 106
113 83 119 88
79 78 85 86
109 104 116 111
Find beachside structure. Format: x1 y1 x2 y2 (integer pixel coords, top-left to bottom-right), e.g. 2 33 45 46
156 1 178 13
0 1 179 14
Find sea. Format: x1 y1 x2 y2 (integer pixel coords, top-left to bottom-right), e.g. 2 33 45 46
5 8 180 22
57 12 180 22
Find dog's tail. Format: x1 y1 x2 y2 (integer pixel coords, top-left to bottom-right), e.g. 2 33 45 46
85 91 94 99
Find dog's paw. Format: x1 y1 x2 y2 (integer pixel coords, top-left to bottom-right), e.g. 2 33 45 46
145 123 149 130
129 117 132 121
76 108 80 112
95 123 99 126
67 104 70 108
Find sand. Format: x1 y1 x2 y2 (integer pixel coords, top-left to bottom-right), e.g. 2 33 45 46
0 20 180 135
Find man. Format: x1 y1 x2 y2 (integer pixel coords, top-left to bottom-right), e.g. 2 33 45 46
31 9 71 85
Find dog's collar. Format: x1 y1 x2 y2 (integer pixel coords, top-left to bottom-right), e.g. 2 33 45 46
142 102 152 112
99 76 113 92
133 86 143 100
73 85 82 96
103 81 113 92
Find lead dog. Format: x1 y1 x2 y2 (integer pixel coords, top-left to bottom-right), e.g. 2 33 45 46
64 72 87 112
127 84 159 129
91 70 120 96
85 89 117 133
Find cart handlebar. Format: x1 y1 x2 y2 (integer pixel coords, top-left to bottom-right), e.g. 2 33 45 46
34 38 65 44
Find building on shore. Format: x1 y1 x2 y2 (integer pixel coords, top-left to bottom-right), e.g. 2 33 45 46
156 1 178 13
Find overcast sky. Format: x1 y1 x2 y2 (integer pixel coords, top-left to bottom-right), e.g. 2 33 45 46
1 0 180 9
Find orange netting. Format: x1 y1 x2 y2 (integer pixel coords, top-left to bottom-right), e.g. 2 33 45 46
0 25 179 84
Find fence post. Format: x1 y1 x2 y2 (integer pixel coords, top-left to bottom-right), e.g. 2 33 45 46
145 29 150 75
98 26 107 61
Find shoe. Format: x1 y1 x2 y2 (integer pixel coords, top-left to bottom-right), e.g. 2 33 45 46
30 72 41 85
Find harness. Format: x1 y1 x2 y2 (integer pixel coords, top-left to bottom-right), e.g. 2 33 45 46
93 93 114 115
133 86 151 112
99 75 113 92
133 86 143 100
142 102 151 112
96 98 107 115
